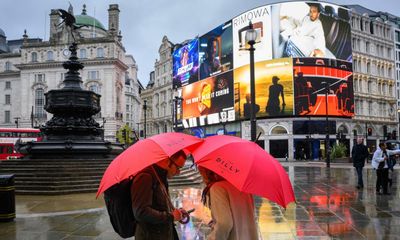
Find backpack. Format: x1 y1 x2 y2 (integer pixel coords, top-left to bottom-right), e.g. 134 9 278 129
104 177 136 238
104 171 157 239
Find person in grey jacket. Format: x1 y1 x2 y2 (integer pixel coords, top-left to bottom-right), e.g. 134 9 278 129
372 142 400 195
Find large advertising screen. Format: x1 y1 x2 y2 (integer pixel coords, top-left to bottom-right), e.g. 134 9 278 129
173 1 353 128
172 39 199 88
234 58 294 119
199 21 233 80
181 71 235 128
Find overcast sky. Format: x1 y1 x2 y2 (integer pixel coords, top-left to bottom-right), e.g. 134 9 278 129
1 0 399 86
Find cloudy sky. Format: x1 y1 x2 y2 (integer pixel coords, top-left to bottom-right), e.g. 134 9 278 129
1 0 399 86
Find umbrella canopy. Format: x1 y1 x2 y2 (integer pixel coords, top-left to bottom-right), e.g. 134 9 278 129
191 135 295 208
97 132 203 197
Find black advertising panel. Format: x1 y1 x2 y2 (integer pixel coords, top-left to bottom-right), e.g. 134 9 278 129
181 71 234 128
172 38 199 88
199 21 233 80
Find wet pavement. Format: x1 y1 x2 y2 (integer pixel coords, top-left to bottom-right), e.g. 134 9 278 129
1 162 400 239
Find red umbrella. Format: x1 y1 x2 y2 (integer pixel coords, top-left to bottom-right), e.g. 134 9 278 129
97 132 203 197
191 135 295 208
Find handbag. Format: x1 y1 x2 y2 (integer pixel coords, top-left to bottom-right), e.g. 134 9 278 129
378 151 387 169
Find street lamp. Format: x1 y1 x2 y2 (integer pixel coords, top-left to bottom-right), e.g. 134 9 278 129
143 100 147 139
321 82 330 168
14 117 20 128
245 21 258 142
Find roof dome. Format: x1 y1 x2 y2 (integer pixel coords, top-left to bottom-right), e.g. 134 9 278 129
75 5 106 31
0 28 6 38
75 15 106 31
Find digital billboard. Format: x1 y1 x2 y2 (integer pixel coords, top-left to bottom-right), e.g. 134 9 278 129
233 5 273 69
234 58 294 119
199 21 233 80
181 71 235 128
172 38 199 88
173 1 353 128
271 1 352 61
293 58 353 117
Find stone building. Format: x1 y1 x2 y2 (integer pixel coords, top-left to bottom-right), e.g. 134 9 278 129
140 36 175 137
348 5 398 150
0 4 142 142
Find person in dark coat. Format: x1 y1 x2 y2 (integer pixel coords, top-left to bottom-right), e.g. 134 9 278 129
351 137 369 189
131 151 187 240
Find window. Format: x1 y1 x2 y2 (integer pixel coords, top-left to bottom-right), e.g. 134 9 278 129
366 42 370 53
5 95 10 104
35 88 45 118
89 84 100 94
5 81 11 89
367 81 372 92
31 52 38 62
370 23 374 34
35 74 45 83
47 51 54 61
88 71 99 80
80 49 87 59
96 48 104 58
4 111 10 123
366 62 371 73
5 61 11 71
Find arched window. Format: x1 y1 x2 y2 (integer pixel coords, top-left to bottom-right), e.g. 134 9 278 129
97 48 104 58
4 61 11 71
35 88 45 118
88 84 101 94
271 126 288 135
31 52 38 62
80 49 87 59
47 51 54 61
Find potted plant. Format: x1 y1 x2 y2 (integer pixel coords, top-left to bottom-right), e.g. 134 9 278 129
330 143 348 162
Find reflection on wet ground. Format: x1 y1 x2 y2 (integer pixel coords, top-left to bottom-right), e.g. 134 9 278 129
1 165 400 239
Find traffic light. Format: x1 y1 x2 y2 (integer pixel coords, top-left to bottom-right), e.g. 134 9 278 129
122 129 126 142
367 128 372 136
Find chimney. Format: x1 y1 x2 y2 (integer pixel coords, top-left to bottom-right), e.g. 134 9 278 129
49 9 59 41
108 4 120 36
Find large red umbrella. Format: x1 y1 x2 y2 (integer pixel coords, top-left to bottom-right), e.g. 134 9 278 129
97 132 203 197
191 135 295 208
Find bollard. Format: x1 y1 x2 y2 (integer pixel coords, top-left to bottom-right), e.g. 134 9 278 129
0 175 15 222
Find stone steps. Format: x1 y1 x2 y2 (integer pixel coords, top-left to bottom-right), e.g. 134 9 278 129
0 158 201 194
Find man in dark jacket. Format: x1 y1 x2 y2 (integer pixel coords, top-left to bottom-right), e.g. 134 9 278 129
351 137 369 189
131 151 187 240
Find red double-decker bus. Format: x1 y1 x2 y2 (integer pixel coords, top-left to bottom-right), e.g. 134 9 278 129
0 128 42 160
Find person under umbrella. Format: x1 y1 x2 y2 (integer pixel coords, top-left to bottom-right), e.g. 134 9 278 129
198 166 259 240
131 150 187 240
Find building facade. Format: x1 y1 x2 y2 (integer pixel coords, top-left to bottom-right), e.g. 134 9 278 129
0 4 142 142
140 4 399 160
349 5 398 151
140 36 175 137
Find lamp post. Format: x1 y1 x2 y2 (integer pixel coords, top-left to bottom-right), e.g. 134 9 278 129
143 100 147 139
322 82 330 168
14 117 20 128
245 22 258 142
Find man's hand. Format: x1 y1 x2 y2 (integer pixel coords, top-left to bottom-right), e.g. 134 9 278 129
171 208 183 221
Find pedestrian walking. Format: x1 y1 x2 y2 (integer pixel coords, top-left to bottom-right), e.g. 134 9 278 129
131 150 187 240
372 142 400 195
351 137 369 189
198 166 259 240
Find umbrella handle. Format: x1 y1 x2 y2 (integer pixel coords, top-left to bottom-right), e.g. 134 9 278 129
178 208 195 224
